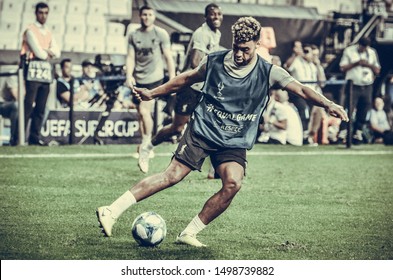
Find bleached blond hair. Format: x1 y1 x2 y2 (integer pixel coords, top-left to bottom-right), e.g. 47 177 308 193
231 17 261 43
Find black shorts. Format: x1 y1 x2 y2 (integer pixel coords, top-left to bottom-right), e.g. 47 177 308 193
174 125 247 172
132 79 164 105
174 87 203 115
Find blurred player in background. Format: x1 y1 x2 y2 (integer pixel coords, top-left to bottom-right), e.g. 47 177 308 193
126 5 176 172
138 3 223 174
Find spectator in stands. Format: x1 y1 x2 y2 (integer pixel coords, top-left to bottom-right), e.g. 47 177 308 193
259 90 303 146
283 40 303 70
21 2 61 145
116 85 136 110
80 60 106 109
306 45 328 146
0 75 19 146
256 27 276 62
370 97 391 143
126 5 176 173
337 37 381 144
56 59 89 108
284 42 321 141
310 44 327 88
137 3 223 174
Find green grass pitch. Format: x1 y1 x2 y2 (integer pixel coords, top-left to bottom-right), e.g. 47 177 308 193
0 144 392 260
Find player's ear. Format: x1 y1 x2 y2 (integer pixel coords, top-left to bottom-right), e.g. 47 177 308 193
256 40 261 49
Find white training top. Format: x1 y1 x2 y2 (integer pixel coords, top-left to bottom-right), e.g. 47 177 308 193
340 44 380 86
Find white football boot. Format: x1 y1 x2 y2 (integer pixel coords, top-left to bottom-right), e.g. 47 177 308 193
175 233 206 247
138 145 151 173
96 206 117 237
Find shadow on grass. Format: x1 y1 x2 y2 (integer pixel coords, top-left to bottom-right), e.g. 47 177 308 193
110 240 216 260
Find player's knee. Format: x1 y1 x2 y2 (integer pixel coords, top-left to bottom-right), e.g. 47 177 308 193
223 177 242 194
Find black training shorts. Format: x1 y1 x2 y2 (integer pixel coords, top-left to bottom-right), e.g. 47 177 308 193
174 125 247 172
174 87 203 115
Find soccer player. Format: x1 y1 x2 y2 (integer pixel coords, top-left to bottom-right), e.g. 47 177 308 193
126 5 176 172
97 17 348 247
138 3 223 173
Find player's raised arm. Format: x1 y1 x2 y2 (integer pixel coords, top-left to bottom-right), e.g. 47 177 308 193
283 80 349 122
133 67 205 102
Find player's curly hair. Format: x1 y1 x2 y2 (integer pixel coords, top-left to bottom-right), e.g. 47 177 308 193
231 17 261 43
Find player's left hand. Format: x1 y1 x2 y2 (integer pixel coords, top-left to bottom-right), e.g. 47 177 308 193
133 87 153 102
327 103 349 122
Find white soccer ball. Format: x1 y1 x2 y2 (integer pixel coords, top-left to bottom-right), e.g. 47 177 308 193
131 211 167 246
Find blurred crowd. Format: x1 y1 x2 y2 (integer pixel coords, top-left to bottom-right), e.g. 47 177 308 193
1 1 393 147
258 38 392 146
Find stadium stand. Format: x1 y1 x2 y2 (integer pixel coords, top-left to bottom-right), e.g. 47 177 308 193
46 1 67 17
23 0 39 11
0 0 391 145
1 0 24 15
88 0 108 17
0 0 132 56
0 16 20 50
108 0 129 16
67 1 88 15
0 33 19 50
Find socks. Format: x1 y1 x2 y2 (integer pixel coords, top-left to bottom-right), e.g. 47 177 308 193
146 142 154 151
141 135 152 148
109 190 137 218
181 215 207 236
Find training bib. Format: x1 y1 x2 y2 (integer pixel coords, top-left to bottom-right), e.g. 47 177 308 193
26 60 53 83
192 50 272 149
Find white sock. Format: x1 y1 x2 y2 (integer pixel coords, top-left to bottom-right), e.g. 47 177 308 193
141 135 151 147
109 191 137 218
181 215 206 236
146 142 154 151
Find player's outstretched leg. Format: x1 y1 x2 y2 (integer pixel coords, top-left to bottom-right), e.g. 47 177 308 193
97 159 191 237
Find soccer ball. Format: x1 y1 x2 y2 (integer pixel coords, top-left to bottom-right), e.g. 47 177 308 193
131 211 167 246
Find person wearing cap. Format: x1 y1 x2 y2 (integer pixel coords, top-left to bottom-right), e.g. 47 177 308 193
80 59 105 108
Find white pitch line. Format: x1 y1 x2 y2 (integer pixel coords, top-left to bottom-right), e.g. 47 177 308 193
0 153 144 159
248 150 393 156
0 150 392 159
